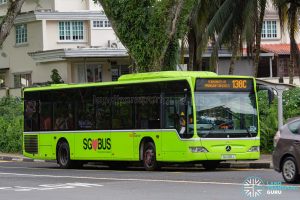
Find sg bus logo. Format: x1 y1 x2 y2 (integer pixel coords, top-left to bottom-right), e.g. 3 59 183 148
83 138 111 151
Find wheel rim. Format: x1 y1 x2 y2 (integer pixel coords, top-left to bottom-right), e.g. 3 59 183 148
59 146 68 166
283 160 296 181
144 148 154 167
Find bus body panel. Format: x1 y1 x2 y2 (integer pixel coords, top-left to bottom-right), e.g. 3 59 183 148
202 138 260 160
23 131 259 162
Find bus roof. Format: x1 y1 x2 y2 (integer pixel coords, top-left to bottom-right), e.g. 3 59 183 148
118 71 217 81
23 71 255 92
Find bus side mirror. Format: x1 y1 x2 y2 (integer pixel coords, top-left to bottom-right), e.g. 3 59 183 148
257 85 274 106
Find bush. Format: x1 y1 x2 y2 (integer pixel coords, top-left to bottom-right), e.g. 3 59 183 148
0 96 23 153
282 87 300 120
258 87 300 153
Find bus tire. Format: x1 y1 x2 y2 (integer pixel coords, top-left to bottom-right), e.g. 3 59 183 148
202 161 220 171
57 141 73 169
142 142 159 171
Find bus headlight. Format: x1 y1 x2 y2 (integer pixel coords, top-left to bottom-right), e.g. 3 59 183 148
189 146 208 153
248 146 260 152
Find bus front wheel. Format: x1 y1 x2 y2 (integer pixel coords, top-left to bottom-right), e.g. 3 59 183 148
142 142 159 171
57 141 73 169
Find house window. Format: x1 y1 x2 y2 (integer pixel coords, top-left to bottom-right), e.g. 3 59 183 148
92 20 111 28
14 73 31 88
262 20 277 39
0 72 5 88
16 24 27 44
77 64 102 83
0 0 7 5
59 21 84 41
111 65 130 81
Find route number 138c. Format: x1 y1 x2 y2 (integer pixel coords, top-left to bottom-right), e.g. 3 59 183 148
232 80 247 89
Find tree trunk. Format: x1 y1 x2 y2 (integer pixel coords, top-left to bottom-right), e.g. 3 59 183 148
210 35 218 73
195 37 204 71
180 36 185 66
0 0 26 46
156 0 185 69
228 29 239 75
188 29 195 71
288 5 297 84
254 0 266 78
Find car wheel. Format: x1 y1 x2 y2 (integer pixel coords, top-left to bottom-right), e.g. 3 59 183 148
282 157 299 183
142 142 159 171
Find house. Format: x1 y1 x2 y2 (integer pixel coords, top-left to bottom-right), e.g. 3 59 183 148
0 0 131 97
257 3 300 85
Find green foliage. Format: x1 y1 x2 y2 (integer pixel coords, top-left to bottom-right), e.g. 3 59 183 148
282 87 300 120
258 91 276 152
0 96 23 153
95 0 196 72
50 69 64 84
258 88 300 153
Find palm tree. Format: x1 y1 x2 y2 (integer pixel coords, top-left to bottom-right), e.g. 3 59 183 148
254 0 267 77
186 0 217 71
187 0 267 76
273 0 300 84
206 0 267 75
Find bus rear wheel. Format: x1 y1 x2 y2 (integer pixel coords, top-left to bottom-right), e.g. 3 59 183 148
142 142 159 171
57 141 73 169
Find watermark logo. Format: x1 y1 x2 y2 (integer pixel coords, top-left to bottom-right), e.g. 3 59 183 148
242 176 299 199
243 176 264 198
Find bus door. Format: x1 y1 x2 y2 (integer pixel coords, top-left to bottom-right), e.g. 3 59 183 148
110 85 134 160
161 93 194 160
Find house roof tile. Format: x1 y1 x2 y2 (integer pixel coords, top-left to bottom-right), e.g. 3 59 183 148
261 44 300 55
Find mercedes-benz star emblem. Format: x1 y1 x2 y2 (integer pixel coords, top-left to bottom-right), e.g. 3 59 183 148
225 145 231 152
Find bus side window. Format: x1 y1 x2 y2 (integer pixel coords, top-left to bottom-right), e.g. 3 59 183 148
40 102 52 131
94 87 111 130
24 100 39 131
133 82 161 129
24 92 39 132
164 103 177 129
111 85 134 130
163 96 183 132
75 88 95 130
45 89 75 131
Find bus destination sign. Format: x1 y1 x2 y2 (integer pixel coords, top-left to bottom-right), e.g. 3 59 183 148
196 78 253 91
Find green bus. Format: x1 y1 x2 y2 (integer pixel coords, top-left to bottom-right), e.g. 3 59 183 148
23 71 260 170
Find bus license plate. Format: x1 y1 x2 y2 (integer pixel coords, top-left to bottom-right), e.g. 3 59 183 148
221 154 236 160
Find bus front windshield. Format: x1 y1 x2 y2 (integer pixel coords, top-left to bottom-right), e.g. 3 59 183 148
194 92 258 138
